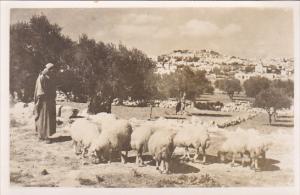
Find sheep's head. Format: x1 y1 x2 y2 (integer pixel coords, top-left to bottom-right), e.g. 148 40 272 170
74 141 83 155
89 137 111 160
262 142 272 152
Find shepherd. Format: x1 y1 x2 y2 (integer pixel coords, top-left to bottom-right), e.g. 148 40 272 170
33 63 57 144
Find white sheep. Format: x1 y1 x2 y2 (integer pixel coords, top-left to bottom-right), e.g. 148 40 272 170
69 118 101 159
218 129 248 166
148 128 177 174
128 117 143 128
89 118 132 164
57 105 79 119
219 128 271 170
11 102 35 126
130 122 157 166
246 128 272 170
173 123 210 163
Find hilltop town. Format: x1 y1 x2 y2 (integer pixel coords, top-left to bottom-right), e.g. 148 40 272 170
154 49 294 83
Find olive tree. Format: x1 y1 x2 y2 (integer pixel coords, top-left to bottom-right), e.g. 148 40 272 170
215 79 242 100
243 76 271 98
254 88 291 125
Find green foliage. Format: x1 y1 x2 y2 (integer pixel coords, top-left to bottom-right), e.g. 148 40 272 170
243 76 271 98
214 79 241 100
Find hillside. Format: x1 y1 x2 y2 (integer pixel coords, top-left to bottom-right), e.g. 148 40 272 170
155 49 293 76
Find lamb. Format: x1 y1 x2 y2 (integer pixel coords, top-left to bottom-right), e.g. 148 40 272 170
173 123 210 163
89 118 132 164
148 128 177 174
69 118 102 159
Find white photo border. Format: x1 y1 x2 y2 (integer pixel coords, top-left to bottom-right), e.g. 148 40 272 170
1 1 299 195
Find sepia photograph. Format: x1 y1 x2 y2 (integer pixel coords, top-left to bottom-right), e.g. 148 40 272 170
1 1 299 194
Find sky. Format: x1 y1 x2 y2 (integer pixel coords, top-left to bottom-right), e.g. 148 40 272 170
10 8 294 59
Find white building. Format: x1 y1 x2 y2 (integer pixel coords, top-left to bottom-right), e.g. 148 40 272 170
255 63 267 73
234 71 293 83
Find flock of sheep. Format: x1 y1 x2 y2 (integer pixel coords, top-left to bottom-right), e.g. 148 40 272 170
69 110 272 174
10 102 273 174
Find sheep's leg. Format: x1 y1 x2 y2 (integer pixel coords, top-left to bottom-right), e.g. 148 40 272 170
80 146 88 165
193 148 199 161
180 147 188 160
250 158 255 169
218 151 225 163
125 151 128 163
231 153 236 167
165 161 170 174
250 157 259 171
73 141 78 154
139 153 144 166
82 147 88 158
156 160 161 171
135 152 141 165
185 147 191 160
162 160 166 173
162 160 170 174
250 151 256 170
261 151 266 159
108 150 112 164
254 158 259 171
180 147 187 160
201 147 206 164
261 151 266 169
120 151 125 164
136 148 143 165
241 153 246 167
120 151 127 164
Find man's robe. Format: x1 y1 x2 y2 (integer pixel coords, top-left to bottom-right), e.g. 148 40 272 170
33 72 56 140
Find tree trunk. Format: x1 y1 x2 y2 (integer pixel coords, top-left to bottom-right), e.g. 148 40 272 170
273 109 277 121
87 93 112 114
149 105 153 119
268 112 272 125
228 92 234 101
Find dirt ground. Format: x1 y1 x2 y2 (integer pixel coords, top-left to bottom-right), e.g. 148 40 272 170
10 103 294 187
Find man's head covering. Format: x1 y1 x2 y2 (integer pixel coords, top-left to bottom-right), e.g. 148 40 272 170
42 63 55 75
45 63 55 70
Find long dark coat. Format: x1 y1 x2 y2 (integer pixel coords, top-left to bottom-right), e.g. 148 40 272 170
33 72 56 140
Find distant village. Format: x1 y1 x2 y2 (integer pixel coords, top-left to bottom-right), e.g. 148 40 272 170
154 49 294 84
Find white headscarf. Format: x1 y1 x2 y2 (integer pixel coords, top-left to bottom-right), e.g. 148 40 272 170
42 63 55 75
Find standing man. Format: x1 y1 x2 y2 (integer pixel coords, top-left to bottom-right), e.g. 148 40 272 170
34 63 57 144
